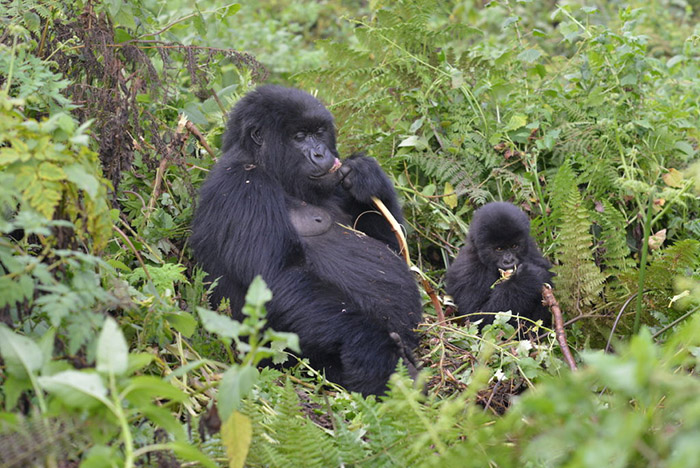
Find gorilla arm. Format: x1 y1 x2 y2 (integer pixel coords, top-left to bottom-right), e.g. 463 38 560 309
479 263 551 325
336 153 405 251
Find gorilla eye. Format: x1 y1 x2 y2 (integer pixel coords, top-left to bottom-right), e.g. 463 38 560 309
511 244 519 249
294 132 306 141
495 247 503 252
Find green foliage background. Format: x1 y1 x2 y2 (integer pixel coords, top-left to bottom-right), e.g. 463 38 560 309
0 0 698 466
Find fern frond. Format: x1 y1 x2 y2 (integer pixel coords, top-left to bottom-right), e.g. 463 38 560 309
551 165 608 314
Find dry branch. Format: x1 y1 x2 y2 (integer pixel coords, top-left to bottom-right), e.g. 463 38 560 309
185 120 216 159
371 196 445 323
542 284 578 371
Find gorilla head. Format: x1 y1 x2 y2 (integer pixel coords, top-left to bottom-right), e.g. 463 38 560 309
469 202 532 273
222 85 342 200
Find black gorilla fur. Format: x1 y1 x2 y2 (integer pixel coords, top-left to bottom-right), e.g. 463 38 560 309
445 202 554 329
191 85 422 396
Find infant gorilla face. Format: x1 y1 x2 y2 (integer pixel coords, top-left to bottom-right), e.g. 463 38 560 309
490 242 522 271
472 205 531 274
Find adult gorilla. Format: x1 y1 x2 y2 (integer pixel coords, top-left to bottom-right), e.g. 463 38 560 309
445 202 554 330
191 85 422 396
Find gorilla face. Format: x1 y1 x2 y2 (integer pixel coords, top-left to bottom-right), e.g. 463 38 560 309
290 125 342 180
490 240 523 271
226 86 343 200
469 202 531 273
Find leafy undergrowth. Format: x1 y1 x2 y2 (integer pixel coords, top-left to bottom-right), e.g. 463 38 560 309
1 0 699 467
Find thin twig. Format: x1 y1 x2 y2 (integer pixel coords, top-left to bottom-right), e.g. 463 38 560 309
652 306 699 340
372 197 445 323
604 292 639 353
113 225 153 285
541 285 578 371
185 121 216 159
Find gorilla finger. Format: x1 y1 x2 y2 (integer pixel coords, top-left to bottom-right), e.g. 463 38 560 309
339 165 353 188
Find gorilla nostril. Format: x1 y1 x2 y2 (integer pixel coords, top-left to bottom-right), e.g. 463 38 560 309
314 217 322 223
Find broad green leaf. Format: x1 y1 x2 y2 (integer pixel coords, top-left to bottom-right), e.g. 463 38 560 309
221 411 252 468
517 48 542 63
674 141 695 157
504 114 527 132
3 375 32 409
140 404 187 441
126 352 154 375
23 11 41 30
166 441 218 468
81 445 121 468
198 307 241 339
122 376 188 402
165 311 197 337
0 324 44 379
219 3 241 19
96 318 129 377
38 371 108 408
218 366 259 421
244 276 272 307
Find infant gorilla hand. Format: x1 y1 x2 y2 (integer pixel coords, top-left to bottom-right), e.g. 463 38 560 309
339 154 395 205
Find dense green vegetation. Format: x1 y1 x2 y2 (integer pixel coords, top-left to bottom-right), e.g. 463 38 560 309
1 0 699 466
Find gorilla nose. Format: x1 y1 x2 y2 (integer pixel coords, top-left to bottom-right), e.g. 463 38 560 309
501 253 517 268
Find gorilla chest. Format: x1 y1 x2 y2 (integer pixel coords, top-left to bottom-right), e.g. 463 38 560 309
288 203 414 297
288 203 333 237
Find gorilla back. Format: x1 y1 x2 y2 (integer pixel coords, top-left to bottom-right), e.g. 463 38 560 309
191 85 421 396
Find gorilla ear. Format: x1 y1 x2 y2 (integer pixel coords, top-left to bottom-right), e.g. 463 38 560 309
250 127 263 146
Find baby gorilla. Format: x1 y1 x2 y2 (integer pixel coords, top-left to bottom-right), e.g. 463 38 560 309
445 202 554 330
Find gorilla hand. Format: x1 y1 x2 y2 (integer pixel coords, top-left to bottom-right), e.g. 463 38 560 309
339 153 395 205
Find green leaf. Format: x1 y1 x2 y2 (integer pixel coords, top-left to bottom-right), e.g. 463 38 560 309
219 3 241 19
123 376 188 402
244 275 272 307
3 375 32 409
64 163 101 198
38 371 108 408
81 445 121 468
22 11 41 31
126 352 155 375
198 307 240 340
504 114 528 132
166 441 218 468
140 404 188 441
221 411 252 468
38 162 66 181
517 48 542 63
0 324 44 379
96 318 129 377
165 311 197 337
674 141 695 157
218 366 259 421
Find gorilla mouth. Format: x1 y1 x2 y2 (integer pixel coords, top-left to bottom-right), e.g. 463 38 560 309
309 158 342 179
328 158 342 174
498 264 517 278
